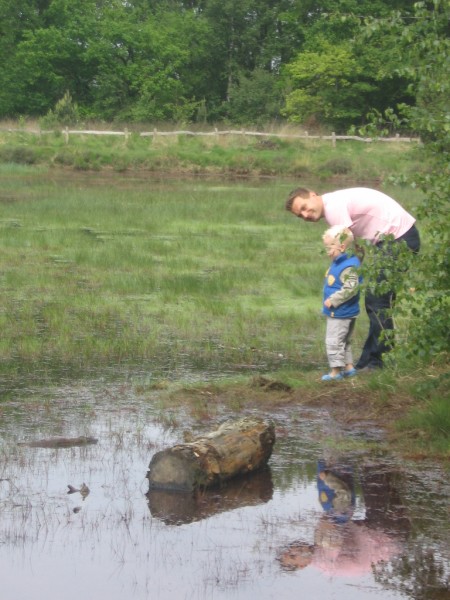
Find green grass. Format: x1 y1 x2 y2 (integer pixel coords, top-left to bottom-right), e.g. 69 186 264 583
0 166 338 379
0 135 447 457
0 125 429 181
0 157 428 383
399 397 449 455
392 368 450 456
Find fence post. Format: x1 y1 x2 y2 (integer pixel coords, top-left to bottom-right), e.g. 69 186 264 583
124 128 129 143
63 127 69 145
332 131 336 148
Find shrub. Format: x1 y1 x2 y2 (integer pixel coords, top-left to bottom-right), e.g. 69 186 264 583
39 91 80 129
319 157 352 175
0 146 37 165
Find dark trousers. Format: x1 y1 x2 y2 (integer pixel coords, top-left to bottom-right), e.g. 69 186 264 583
356 225 420 369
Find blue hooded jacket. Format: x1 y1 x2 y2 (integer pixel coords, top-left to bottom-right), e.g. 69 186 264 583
323 253 361 319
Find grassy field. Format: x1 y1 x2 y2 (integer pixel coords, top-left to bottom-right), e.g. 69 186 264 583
0 165 334 376
0 130 447 458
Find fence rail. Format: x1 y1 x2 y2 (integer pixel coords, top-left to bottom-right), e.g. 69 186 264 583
1 126 420 146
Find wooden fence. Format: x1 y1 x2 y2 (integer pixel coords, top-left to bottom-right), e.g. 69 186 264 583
2 126 420 147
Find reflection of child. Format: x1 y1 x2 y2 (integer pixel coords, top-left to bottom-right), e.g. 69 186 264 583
317 462 354 523
321 226 361 381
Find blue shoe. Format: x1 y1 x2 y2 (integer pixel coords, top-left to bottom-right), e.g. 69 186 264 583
321 372 344 381
343 368 357 377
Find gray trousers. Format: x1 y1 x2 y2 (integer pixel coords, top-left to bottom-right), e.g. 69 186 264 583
325 317 356 368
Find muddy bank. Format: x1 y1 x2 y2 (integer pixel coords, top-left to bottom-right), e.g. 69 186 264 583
161 373 447 461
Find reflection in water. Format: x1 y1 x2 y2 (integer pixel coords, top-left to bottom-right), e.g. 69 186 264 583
317 460 355 523
147 468 273 525
375 544 450 600
0 382 448 600
278 460 410 578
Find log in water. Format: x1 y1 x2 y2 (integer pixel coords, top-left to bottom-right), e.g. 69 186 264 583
147 417 275 492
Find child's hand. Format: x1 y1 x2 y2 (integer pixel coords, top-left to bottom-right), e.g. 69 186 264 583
324 299 332 308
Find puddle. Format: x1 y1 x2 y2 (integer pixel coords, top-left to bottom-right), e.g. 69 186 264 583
0 379 449 600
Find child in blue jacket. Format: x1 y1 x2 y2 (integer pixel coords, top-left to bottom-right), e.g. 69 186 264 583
321 226 361 381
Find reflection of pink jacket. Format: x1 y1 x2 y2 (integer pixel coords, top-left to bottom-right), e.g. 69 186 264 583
310 520 399 577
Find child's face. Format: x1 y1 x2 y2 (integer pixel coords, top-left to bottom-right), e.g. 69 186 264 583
324 236 344 260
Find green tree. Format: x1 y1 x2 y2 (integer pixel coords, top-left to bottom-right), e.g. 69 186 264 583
0 0 214 122
177 0 318 120
109 8 212 122
2 0 102 116
282 40 372 130
0 0 431 126
395 0 449 360
227 69 283 125
280 1 417 131
0 0 49 115
363 0 449 361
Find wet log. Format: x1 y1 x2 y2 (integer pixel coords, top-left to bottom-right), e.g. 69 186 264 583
147 417 275 492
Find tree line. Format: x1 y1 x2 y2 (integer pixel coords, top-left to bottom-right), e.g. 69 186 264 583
0 0 444 132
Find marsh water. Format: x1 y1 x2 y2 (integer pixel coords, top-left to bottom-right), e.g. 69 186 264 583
0 375 448 600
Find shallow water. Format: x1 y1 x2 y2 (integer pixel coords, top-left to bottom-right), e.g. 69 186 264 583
0 378 448 600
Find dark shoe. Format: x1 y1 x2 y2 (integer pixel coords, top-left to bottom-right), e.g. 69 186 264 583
355 362 368 370
357 365 381 373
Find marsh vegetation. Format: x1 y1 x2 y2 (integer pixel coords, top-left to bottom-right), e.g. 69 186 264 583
0 140 447 456
0 137 448 599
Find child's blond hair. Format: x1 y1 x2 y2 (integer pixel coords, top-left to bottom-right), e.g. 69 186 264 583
322 225 354 249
